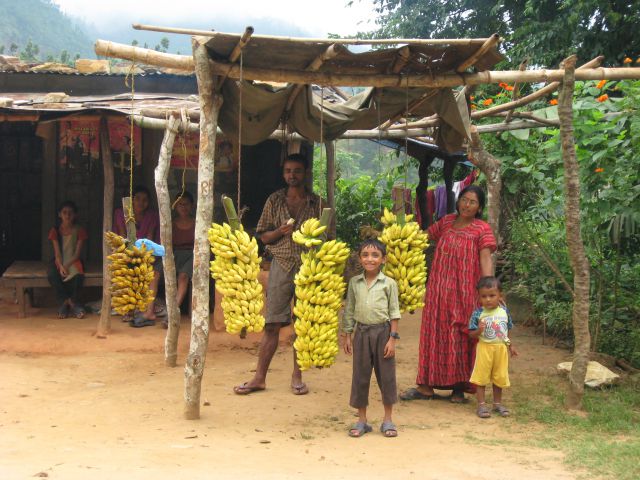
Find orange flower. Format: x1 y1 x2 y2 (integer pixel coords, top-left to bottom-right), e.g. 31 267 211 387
636 58 640 64
482 98 493 106
594 168 604 173
505 85 514 91
623 57 632 64
470 104 477 110
549 99 558 105
499 82 508 89
596 80 606 89
470 95 475 100
597 94 609 102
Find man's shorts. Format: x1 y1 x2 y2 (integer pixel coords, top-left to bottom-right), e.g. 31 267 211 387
469 342 510 388
174 249 194 279
265 259 296 324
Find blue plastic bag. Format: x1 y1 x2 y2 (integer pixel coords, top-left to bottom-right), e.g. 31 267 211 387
134 238 165 257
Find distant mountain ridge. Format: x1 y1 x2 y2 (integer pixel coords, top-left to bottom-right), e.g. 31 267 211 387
0 0 94 60
0 0 320 62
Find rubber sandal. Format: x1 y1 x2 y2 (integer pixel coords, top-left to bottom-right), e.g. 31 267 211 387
348 422 372 438
71 304 85 319
477 402 491 418
291 383 309 395
129 315 156 328
450 392 469 404
380 421 398 437
233 382 265 395
57 303 70 319
493 403 510 417
400 387 438 401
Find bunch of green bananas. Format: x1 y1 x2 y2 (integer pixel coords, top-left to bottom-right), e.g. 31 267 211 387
292 236 350 370
208 223 265 336
291 218 327 247
105 231 156 315
379 208 429 313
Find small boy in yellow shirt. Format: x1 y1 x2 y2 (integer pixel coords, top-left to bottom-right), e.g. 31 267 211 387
469 276 518 418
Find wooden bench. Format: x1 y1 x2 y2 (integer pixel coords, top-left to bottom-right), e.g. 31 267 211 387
0 261 103 317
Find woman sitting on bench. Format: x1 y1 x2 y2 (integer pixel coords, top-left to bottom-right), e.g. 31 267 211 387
47 200 87 319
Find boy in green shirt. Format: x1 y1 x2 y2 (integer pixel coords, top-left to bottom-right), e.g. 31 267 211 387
341 239 401 438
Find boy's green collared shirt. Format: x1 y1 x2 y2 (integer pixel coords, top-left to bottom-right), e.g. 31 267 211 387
341 271 401 334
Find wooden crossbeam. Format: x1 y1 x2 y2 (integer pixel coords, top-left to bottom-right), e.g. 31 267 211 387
455 33 501 72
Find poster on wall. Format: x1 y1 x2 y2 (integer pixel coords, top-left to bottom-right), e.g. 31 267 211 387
170 133 237 172
107 117 142 170
170 131 199 169
58 119 100 168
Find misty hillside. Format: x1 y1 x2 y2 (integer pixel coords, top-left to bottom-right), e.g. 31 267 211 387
0 0 313 61
0 0 94 60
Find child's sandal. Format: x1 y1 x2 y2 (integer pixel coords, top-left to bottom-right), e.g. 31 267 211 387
493 403 510 417
477 402 491 419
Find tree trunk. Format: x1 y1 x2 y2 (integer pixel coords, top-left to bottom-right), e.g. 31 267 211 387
97 116 114 338
184 39 223 420
469 127 502 249
558 56 591 410
154 114 180 367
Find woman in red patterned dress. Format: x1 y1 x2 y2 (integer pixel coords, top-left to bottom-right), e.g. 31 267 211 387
401 185 496 403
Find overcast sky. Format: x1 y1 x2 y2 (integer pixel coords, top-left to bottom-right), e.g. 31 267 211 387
52 0 379 38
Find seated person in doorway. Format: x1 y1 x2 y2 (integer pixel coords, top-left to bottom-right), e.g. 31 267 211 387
171 191 195 314
47 200 87 319
113 185 163 323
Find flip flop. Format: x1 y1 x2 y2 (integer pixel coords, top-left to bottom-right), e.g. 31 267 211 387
233 382 265 395
71 304 85 319
129 315 156 328
477 402 491 418
493 403 510 417
380 421 398 438
348 422 372 438
450 392 469 404
57 303 70 319
291 383 309 395
400 387 438 401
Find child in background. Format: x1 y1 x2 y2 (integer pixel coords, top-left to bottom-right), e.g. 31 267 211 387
47 200 87 319
341 239 401 438
468 276 518 418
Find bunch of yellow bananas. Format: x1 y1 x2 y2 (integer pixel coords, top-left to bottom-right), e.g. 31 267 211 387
105 231 156 315
208 223 265 336
291 218 327 248
292 237 350 370
379 208 429 313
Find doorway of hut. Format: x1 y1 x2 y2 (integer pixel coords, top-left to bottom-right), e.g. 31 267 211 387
0 122 42 275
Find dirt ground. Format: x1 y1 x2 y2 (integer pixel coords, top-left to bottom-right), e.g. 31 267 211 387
0 287 577 480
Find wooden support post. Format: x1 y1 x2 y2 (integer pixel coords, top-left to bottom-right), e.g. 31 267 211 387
285 43 345 112
504 59 528 123
324 141 336 238
469 127 502 266
154 114 180 367
558 55 591 410
456 33 501 72
97 116 114 338
214 26 254 90
184 39 223 420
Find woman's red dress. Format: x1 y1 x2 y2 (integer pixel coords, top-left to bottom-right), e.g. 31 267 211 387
416 214 497 387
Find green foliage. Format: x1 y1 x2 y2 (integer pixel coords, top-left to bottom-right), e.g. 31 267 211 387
312 141 413 249
486 80 640 366
361 0 640 67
